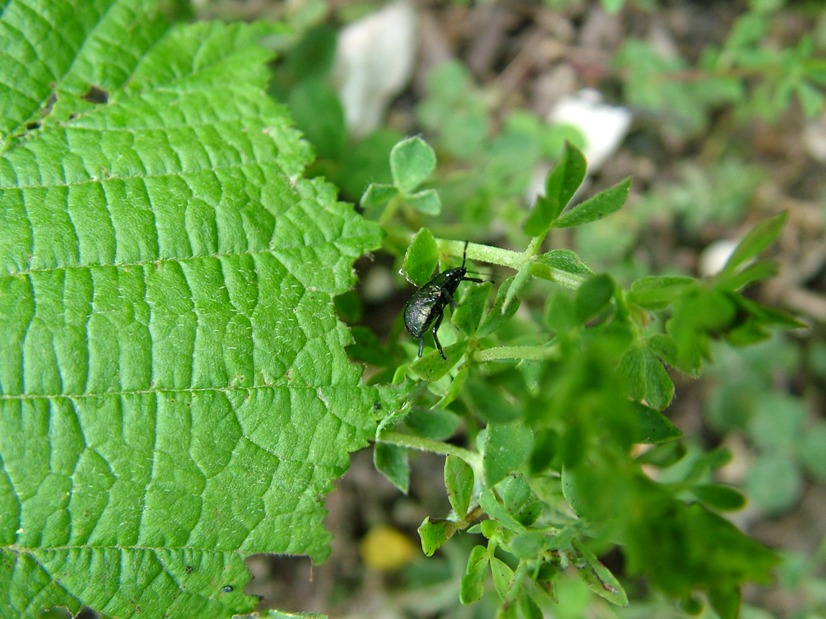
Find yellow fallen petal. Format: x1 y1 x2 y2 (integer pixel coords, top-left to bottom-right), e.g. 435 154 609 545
360 525 418 571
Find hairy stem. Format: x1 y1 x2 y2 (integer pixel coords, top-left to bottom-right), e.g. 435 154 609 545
438 238 589 290
377 430 483 470
474 344 560 362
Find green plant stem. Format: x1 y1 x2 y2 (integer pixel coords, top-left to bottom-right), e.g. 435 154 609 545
445 240 524 270
379 195 404 227
525 234 544 259
437 238 588 290
474 344 560 362
378 430 483 470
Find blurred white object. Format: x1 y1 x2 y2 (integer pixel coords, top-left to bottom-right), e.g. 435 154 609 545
803 112 826 162
549 88 633 172
699 239 739 277
361 265 396 303
332 2 418 138
527 89 632 203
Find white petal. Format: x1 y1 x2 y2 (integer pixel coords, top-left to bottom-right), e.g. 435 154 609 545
332 2 418 137
549 88 632 172
803 113 826 163
699 239 739 277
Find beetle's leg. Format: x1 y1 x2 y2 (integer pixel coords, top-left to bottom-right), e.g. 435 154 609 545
441 288 457 309
431 312 447 360
417 336 424 358
463 276 486 283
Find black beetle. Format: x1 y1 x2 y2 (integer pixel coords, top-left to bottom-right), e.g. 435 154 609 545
403 241 486 360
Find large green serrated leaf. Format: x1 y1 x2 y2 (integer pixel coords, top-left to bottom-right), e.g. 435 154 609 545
0 2 397 617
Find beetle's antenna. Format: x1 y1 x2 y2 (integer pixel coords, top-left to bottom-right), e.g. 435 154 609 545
462 242 493 282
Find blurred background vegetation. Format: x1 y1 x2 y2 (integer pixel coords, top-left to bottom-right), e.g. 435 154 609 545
190 0 825 616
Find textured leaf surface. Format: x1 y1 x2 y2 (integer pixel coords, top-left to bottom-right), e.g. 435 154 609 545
0 1 392 617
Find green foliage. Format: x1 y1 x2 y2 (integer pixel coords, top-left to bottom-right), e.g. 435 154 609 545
523 142 586 236
445 455 475 519
268 23 404 203
615 1 825 137
615 39 739 139
369 140 798 619
636 158 766 232
417 61 492 160
542 0 651 13
277 42 583 234
414 61 585 235
362 137 442 217
0 1 395 617
704 335 826 515
770 542 826 618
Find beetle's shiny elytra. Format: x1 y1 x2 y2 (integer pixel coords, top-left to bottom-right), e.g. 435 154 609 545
403 241 485 360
